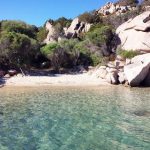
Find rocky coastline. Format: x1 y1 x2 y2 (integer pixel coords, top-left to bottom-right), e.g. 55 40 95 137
90 53 150 87
0 1 150 88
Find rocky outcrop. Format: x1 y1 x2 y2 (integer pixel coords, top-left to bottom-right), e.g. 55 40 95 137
124 53 150 86
64 18 91 38
44 18 91 43
116 11 150 52
44 21 58 44
91 53 150 87
97 2 135 16
91 62 122 85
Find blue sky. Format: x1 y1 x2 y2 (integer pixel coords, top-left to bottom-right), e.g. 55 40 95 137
0 0 116 27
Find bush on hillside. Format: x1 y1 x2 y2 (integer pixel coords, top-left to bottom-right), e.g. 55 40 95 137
41 42 72 70
0 20 38 39
47 17 72 34
78 11 102 24
117 49 139 59
41 43 59 56
0 31 39 67
40 39 92 70
85 25 114 56
53 17 72 28
102 9 142 29
37 27 48 43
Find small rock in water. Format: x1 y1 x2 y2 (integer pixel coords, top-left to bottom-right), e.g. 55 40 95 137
0 112 4 115
134 111 150 117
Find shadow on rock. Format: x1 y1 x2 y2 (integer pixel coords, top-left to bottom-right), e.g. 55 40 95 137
0 78 6 88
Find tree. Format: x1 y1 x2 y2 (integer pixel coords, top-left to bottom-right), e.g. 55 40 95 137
1 20 38 39
0 31 39 67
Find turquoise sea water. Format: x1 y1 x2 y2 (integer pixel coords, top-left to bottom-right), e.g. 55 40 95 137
0 86 150 150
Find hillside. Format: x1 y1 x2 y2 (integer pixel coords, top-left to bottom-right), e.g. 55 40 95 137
0 0 150 87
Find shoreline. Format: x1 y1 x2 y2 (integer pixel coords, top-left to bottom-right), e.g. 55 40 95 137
0 73 110 87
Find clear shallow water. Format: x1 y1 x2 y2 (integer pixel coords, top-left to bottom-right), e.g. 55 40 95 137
0 86 150 150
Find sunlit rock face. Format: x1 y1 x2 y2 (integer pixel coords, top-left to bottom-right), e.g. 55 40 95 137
116 11 150 52
44 18 91 43
44 21 57 44
64 18 91 38
97 2 135 16
124 53 150 86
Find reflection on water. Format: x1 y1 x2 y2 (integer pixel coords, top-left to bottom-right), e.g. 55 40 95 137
0 86 150 150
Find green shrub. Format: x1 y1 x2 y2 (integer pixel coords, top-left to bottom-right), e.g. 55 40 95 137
47 17 72 34
117 49 139 59
1 20 38 39
0 31 39 67
59 39 79 53
37 27 48 42
40 43 59 56
85 25 114 56
74 40 90 55
78 11 102 24
90 54 101 66
53 17 72 27
85 25 113 46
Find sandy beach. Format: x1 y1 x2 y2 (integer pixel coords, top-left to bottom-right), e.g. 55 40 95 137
0 73 109 87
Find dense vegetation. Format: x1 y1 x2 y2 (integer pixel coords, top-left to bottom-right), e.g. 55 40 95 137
78 11 102 24
0 0 146 73
47 17 72 37
40 24 116 71
0 21 41 70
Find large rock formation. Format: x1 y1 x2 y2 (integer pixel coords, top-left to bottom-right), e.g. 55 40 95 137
44 18 91 44
64 18 91 38
91 53 150 87
124 53 150 86
44 21 57 44
116 11 150 52
97 2 135 16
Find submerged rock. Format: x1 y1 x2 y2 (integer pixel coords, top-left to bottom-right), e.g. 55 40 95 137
134 110 150 117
